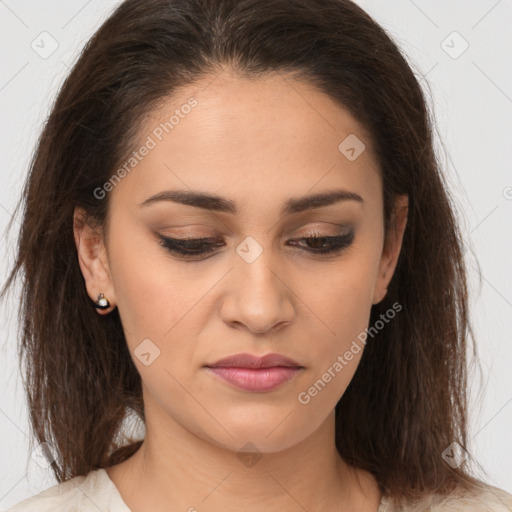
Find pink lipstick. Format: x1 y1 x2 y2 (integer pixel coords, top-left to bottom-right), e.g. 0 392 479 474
204 352 303 392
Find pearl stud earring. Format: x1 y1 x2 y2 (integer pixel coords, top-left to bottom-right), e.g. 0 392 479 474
94 293 110 310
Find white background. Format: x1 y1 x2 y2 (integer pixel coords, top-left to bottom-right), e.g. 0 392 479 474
1 0 511 508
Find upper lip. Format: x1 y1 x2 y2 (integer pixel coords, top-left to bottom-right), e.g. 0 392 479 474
205 352 303 369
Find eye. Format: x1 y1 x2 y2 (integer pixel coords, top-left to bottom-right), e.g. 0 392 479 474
157 236 224 259
156 230 355 260
287 232 354 255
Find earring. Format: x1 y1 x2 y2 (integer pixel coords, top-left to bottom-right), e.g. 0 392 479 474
94 293 111 310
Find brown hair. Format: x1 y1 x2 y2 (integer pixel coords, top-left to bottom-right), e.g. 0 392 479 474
1 0 487 505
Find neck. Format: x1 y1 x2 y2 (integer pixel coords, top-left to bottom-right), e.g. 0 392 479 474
107 398 381 511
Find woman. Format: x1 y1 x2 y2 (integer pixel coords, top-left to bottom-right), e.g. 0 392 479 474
2 0 511 510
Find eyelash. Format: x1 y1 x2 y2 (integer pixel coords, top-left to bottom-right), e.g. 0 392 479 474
157 232 354 259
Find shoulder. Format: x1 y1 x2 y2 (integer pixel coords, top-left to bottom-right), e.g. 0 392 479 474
434 483 512 511
380 482 512 511
438 483 512 511
6 468 121 512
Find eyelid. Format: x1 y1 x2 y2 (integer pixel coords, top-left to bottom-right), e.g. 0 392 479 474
156 228 355 261
160 221 352 237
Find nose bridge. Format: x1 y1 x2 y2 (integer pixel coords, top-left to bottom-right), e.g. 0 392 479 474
221 235 295 332
237 235 278 292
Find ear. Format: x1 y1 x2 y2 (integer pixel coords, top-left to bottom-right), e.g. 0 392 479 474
73 206 116 314
372 194 409 305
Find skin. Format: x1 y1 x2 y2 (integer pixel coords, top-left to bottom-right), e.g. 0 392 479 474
74 69 408 512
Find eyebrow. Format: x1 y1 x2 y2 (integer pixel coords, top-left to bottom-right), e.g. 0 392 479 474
139 188 364 216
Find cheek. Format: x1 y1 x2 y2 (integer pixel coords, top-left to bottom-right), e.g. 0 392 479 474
108 225 221 388
304 253 379 345
294 251 379 402
108 225 195 343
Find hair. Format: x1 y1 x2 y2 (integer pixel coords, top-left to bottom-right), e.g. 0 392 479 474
1 0 489 506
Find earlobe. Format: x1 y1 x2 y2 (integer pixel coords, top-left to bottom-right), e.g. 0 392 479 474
372 195 409 305
73 207 116 313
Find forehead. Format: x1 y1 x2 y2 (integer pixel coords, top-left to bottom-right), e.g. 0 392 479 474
111 70 381 216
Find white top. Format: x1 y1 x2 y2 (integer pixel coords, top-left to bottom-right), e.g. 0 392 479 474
6 467 512 511
6 469 129 512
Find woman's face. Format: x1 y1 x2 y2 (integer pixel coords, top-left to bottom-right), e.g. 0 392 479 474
75 70 407 454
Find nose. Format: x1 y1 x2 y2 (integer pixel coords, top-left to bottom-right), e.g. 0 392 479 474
220 247 295 335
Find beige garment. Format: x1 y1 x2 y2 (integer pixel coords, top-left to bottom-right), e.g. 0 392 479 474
6 467 512 511
6 469 129 512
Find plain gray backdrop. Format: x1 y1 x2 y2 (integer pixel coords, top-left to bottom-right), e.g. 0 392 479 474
1 0 511 509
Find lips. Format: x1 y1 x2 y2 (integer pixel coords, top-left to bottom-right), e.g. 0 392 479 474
204 353 304 392
205 352 303 369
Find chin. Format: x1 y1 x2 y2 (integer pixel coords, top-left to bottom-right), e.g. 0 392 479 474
195 421 307 457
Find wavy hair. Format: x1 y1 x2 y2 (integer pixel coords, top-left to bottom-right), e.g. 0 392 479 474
1 0 486 505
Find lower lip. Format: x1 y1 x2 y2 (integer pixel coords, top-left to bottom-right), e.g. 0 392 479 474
205 366 301 392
